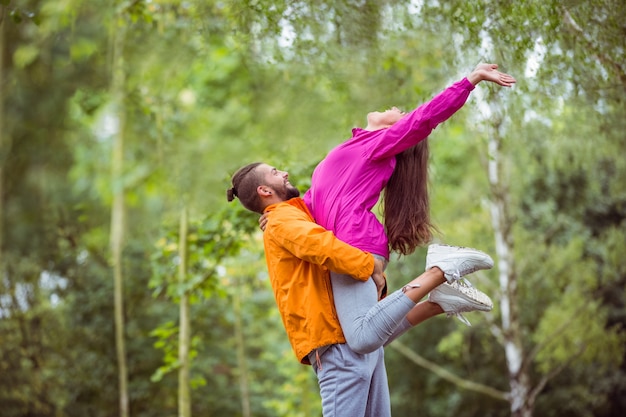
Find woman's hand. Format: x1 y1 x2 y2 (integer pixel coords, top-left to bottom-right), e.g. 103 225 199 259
468 63 516 87
259 213 269 231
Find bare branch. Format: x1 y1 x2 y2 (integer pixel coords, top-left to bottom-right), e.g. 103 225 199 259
388 340 510 402
527 343 587 406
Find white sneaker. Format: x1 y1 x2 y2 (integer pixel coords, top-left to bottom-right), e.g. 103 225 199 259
426 244 494 283
429 281 493 326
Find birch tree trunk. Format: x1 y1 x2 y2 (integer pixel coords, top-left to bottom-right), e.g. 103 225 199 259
178 206 191 417
109 13 129 417
486 97 533 417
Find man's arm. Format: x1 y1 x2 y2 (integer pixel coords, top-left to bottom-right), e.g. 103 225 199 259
265 204 378 282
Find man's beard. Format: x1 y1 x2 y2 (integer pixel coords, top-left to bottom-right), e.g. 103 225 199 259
286 186 300 199
277 184 300 200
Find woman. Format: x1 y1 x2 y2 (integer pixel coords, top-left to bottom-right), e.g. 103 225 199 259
255 63 516 416
301 63 515 416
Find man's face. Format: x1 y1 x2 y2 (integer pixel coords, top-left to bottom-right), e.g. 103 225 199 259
259 164 300 201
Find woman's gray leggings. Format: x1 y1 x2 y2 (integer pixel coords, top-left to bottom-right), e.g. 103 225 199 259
331 258 417 354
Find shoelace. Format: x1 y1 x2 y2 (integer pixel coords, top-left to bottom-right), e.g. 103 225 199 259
448 312 472 326
448 269 461 282
442 274 474 326
449 267 482 283
448 267 474 288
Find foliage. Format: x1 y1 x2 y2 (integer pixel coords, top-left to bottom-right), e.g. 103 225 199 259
1 1 625 416
150 206 258 302
148 205 258 387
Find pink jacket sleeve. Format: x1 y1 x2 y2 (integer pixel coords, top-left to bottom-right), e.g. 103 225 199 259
366 78 475 160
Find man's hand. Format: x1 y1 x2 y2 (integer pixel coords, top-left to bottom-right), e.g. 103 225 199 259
372 257 387 300
259 213 269 231
467 63 516 87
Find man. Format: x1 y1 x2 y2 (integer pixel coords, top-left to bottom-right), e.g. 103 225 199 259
228 161 385 364
227 162 493 416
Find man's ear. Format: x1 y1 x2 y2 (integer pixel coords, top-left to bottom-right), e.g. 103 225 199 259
257 185 273 197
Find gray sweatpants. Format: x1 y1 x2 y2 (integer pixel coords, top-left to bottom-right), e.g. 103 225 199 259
310 343 391 417
331 268 416 354
308 265 417 417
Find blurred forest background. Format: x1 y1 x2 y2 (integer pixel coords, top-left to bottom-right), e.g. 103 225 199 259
1 0 625 416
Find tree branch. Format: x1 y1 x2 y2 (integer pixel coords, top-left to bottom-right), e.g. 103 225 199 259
562 8 626 88
388 340 510 402
527 343 587 407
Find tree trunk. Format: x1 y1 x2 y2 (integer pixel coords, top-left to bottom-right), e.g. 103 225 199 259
109 12 129 417
486 97 533 417
233 279 251 417
0 14 5 255
178 206 191 417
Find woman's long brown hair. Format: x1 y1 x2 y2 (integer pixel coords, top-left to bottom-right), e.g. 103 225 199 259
383 140 436 255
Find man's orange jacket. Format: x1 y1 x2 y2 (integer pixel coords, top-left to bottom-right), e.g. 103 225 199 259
263 197 374 364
